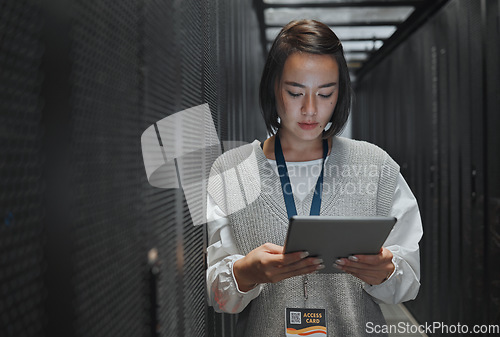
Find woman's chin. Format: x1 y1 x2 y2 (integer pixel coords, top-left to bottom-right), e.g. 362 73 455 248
295 129 323 141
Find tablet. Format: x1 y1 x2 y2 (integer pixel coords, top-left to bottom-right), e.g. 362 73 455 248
283 216 396 274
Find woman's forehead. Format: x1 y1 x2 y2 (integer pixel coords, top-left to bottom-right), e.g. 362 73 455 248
281 53 339 85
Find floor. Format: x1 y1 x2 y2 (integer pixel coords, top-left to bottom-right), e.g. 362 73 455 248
380 304 428 337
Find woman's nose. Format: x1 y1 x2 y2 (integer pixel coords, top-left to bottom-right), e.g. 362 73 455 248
302 94 317 115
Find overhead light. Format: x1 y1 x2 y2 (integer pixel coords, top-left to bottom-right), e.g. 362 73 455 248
266 26 397 42
344 52 369 61
263 0 423 5
342 40 384 52
264 7 415 26
264 0 349 4
329 26 397 40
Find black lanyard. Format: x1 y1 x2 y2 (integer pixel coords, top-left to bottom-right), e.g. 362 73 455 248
274 134 328 219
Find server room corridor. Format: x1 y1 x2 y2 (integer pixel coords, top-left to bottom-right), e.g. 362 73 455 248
1 0 499 336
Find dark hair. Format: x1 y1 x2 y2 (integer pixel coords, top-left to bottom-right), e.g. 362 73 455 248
259 20 352 138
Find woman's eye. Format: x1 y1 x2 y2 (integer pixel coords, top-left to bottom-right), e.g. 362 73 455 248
319 93 333 98
287 91 301 98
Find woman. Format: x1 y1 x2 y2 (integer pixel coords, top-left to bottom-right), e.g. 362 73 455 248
206 20 422 336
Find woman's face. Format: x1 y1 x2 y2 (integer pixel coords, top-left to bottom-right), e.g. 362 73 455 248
276 52 339 142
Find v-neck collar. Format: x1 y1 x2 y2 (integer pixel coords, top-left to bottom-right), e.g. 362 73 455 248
253 139 335 216
254 137 353 216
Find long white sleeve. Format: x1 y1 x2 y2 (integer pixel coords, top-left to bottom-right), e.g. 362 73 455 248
205 199 263 313
363 174 423 304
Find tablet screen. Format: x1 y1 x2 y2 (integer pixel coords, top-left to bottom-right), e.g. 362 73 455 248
283 216 396 273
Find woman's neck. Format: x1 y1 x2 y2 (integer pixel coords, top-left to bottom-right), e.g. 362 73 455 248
263 132 331 162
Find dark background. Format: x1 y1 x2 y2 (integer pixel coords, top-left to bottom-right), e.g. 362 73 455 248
0 0 498 336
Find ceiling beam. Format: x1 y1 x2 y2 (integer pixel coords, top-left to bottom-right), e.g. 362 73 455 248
344 49 378 53
264 37 387 42
266 21 402 28
340 38 387 42
263 1 423 9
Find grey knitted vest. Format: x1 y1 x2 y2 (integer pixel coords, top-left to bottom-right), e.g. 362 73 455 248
208 136 399 337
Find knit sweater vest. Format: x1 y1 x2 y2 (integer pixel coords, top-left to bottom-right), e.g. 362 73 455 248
208 136 400 337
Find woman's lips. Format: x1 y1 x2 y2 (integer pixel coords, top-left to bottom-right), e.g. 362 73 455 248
298 122 318 130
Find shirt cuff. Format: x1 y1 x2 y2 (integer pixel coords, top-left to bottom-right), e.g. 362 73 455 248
231 256 263 296
384 255 398 282
362 255 402 303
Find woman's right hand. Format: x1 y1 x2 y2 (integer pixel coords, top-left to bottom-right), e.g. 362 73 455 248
232 243 324 292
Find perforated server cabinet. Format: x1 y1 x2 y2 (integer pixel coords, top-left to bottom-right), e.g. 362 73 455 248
1 0 264 336
353 0 500 332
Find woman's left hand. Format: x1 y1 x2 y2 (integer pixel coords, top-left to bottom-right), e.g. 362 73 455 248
333 247 395 285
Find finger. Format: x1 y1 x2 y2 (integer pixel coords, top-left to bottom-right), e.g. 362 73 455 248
259 243 302 267
352 247 393 265
336 261 393 285
337 263 386 283
280 257 323 274
271 258 324 280
279 251 310 266
279 262 324 281
334 258 381 271
339 264 384 277
262 243 310 264
336 258 393 277
271 257 323 282
348 254 382 265
259 257 322 283
263 250 308 268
